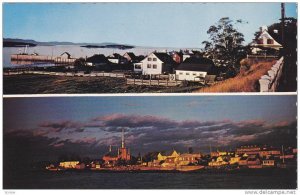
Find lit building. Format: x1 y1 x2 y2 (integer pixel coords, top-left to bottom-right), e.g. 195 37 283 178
102 129 131 166
59 161 80 169
236 145 261 155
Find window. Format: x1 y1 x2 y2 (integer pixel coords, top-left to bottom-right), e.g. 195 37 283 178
179 72 183 75
148 57 152 61
267 39 274 44
153 58 157 61
199 74 204 77
257 39 263 44
135 65 141 69
153 65 157 69
147 64 151 68
192 73 196 76
186 72 190 75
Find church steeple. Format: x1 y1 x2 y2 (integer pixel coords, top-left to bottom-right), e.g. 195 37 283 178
121 129 125 148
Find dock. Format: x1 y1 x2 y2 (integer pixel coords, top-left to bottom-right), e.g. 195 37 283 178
11 54 76 64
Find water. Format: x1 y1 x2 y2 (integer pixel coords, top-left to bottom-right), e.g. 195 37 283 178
3 45 195 68
3 169 297 189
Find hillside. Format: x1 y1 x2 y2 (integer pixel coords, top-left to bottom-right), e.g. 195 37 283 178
194 58 277 93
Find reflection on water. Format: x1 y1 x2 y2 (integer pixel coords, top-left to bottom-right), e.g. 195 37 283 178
3 169 297 189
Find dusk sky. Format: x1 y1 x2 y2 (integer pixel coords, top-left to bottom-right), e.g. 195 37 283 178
3 3 297 47
3 96 297 162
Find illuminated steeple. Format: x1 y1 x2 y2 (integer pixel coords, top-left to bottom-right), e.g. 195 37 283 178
121 129 125 148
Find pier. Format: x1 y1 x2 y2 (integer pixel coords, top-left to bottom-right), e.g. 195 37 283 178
11 54 76 64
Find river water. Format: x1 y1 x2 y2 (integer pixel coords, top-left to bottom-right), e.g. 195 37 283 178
3 168 297 189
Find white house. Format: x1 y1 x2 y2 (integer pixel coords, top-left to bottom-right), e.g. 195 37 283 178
140 52 176 75
251 26 282 54
176 56 216 81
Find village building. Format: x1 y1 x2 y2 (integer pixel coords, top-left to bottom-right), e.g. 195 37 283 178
102 129 131 166
210 150 229 157
181 50 194 62
247 156 262 169
175 56 217 82
59 161 80 169
178 153 201 166
75 162 86 170
157 150 180 167
123 52 137 63
170 51 183 64
262 157 275 167
154 150 201 167
250 26 282 54
90 161 101 169
86 54 109 66
236 145 262 155
229 155 241 165
259 148 281 158
208 156 229 167
139 52 177 75
134 62 143 72
60 52 72 59
238 156 248 167
107 53 128 64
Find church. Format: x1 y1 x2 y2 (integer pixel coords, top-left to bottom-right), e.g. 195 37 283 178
102 129 131 166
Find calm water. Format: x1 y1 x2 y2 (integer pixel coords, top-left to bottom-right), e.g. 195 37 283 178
3 169 297 189
3 45 195 67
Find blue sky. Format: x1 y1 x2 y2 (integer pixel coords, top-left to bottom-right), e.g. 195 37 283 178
3 96 297 157
3 3 298 47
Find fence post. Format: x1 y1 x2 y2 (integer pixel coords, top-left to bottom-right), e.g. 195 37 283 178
150 76 152 86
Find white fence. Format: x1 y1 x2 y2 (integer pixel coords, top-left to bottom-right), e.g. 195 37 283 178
259 57 284 92
126 78 182 86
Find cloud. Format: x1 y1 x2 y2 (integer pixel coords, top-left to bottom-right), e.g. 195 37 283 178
3 113 297 163
39 120 84 133
91 114 177 130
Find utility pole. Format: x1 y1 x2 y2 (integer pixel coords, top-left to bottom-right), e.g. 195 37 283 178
281 3 285 47
281 3 287 85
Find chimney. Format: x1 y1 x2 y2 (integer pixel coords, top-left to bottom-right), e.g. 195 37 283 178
260 26 268 32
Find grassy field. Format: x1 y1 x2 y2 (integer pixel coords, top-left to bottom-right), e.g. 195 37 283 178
3 74 174 94
194 59 277 93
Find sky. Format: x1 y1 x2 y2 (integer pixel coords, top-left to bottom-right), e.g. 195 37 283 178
3 2 298 47
3 95 297 162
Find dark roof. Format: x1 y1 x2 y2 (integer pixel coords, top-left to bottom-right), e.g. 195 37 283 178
60 52 71 58
153 52 176 64
86 54 108 63
176 56 215 73
125 52 136 59
108 53 127 60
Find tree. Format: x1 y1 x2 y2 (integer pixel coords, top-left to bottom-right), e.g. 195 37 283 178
202 17 247 76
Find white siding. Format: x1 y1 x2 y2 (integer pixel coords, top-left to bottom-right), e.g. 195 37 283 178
176 70 207 81
108 58 119 64
141 53 163 75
